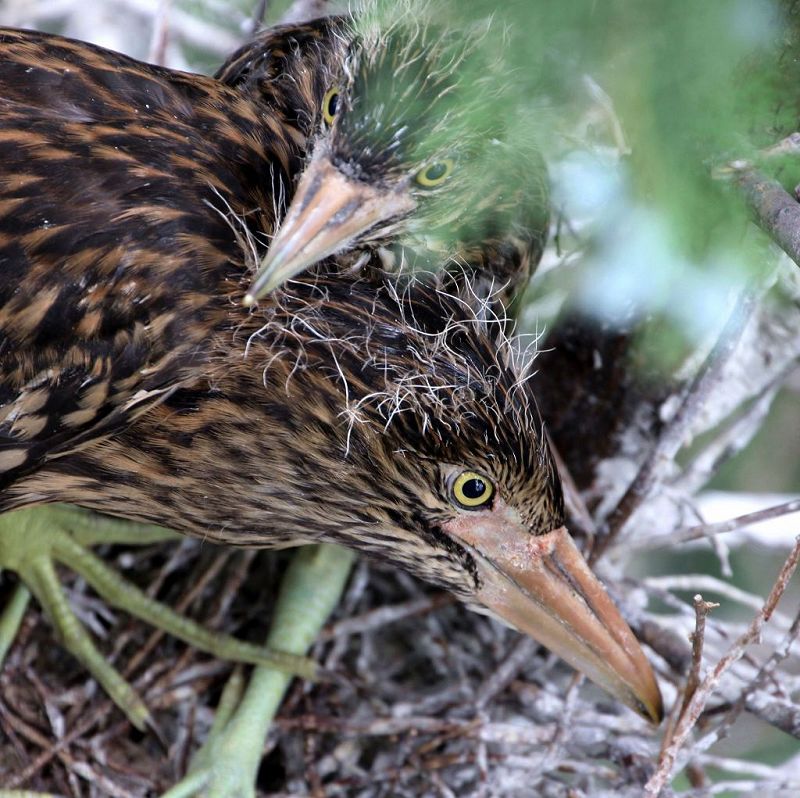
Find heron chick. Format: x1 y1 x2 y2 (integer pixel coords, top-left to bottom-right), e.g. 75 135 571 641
5 271 663 724
245 3 549 304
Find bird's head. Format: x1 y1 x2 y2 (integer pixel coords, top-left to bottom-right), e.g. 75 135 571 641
244 8 549 303
245 276 662 724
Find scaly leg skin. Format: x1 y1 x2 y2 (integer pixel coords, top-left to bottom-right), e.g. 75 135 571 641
162 544 356 798
0 505 320 731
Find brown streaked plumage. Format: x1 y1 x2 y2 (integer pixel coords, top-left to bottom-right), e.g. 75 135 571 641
0 19 661 723
0 19 346 487
4 271 661 723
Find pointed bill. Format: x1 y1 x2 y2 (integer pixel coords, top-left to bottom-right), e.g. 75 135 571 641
444 511 663 723
244 151 415 305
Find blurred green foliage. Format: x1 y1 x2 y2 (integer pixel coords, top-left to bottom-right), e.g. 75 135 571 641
427 0 800 348
258 1 800 347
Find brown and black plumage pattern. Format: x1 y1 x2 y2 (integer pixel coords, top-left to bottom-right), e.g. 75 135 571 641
0 20 345 487
6 276 556 588
0 19 661 722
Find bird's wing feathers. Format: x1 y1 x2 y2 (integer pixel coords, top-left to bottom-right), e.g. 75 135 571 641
0 29 271 490
0 20 345 493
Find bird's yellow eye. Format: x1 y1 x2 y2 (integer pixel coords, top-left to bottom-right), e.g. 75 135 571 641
322 87 341 125
451 471 494 509
416 159 454 188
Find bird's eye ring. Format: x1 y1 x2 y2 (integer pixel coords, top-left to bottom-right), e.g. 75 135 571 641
451 470 494 510
322 87 341 125
416 159 454 188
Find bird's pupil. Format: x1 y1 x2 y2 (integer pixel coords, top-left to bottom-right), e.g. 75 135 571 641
462 478 485 500
327 92 339 117
426 162 448 181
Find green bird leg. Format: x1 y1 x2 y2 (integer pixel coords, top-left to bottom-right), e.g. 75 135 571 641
0 505 320 730
162 544 356 798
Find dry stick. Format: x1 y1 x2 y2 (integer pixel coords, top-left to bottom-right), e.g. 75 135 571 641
638 498 800 551
759 131 800 159
734 166 800 269
695 752 786 779
593 288 758 562
541 672 585 765
582 74 631 156
676 365 791 496
52 546 230 750
250 0 269 32
70 760 137 798
320 593 453 641
661 596 719 752
474 636 538 710
274 714 555 745
679 779 800 798
743 692 800 740
104 539 202 667
115 0 241 55
547 432 597 540
147 0 170 66
128 549 230 679
711 603 800 745
5 654 177 789
645 574 793 624
643 537 800 797
683 597 718 713
0 697 78 771
206 549 257 629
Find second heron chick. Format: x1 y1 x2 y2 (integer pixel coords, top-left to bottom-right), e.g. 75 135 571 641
245 3 549 304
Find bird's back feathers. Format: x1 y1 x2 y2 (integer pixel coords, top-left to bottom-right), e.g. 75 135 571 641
0 21 342 488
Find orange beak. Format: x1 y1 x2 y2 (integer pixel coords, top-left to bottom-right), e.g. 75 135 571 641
444 506 663 723
245 149 415 305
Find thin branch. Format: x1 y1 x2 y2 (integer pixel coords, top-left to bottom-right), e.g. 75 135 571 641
708 603 800 745
250 0 269 33
759 132 800 159
734 165 800 270
581 74 631 156
277 0 332 25
113 0 241 55
679 778 800 797
594 288 758 561
321 594 454 641
644 574 794 626
633 498 800 551
474 637 538 710
660 595 718 759
743 690 800 740
547 432 597 541
675 375 785 496
274 713 555 746
684 597 718 714
644 537 800 797
147 0 170 66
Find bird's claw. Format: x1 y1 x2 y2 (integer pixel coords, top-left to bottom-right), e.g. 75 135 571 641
0 505 320 730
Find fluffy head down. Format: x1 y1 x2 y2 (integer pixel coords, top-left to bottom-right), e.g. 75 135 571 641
14 274 562 600
236 275 564 596
341 2 549 253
